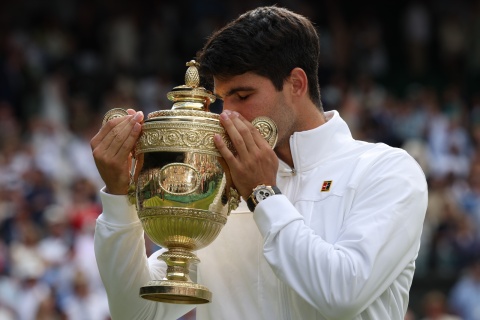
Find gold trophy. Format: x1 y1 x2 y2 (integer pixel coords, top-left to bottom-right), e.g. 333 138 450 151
102 61 277 304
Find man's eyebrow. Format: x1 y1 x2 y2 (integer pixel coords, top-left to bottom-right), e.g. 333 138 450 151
215 86 255 99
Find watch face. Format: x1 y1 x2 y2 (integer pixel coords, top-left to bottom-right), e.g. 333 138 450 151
254 188 273 202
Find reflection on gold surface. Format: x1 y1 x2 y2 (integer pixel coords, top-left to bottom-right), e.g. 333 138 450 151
136 152 225 211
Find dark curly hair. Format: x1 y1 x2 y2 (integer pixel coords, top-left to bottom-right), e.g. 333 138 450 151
197 6 323 110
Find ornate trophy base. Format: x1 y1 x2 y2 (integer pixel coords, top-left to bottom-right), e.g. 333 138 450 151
140 280 211 304
139 249 211 304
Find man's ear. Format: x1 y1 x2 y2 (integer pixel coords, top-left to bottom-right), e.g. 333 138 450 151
288 68 308 98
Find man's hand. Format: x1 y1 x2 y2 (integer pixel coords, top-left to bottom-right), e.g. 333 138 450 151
214 110 278 200
90 109 144 195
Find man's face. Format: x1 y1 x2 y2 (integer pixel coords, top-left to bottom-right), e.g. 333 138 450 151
213 72 295 148
213 72 285 122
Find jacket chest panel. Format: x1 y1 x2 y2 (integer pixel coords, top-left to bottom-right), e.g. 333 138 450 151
278 165 356 243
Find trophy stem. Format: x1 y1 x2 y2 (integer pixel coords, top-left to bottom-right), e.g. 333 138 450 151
139 248 212 304
163 248 199 282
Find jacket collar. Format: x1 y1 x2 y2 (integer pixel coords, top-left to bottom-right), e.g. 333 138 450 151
278 110 355 174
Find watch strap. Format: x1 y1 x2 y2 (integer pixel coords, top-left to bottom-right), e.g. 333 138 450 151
246 196 256 212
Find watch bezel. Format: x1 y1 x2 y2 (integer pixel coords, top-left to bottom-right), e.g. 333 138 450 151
253 185 276 202
247 184 281 212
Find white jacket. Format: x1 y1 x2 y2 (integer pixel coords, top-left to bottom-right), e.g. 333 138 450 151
95 110 428 320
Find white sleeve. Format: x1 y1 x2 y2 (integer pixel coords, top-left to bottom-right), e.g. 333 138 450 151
254 151 428 319
94 189 194 320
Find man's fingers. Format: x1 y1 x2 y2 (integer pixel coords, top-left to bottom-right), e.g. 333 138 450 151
114 120 142 160
100 112 143 158
90 111 143 169
220 111 260 156
93 110 143 143
220 112 248 156
90 110 143 195
102 116 135 156
91 115 130 151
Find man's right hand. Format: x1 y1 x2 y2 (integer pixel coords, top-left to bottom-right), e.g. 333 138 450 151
90 109 144 195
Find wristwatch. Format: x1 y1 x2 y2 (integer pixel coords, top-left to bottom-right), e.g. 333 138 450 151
246 184 282 212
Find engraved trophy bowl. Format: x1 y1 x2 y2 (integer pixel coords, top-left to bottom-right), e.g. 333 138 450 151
102 61 277 304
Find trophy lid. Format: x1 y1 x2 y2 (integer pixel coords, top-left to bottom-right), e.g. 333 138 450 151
148 60 216 120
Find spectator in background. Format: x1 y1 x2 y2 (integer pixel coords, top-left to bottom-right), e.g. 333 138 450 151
420 290 460 320
14 264 51 320
35 290 66 320
8 221 46 284
67 178 102 233
467 1 480 76
0 240 17 320
403 0 432 76
37 205 74 294
0 307 15 320
438 11 467 78
453 160 480 231
425 86 472 180
448 257 480 320
61 270 110 320
351 15 389 77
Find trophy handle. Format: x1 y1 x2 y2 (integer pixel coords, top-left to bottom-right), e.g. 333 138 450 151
252 116 278 148
127 154 143 206
102 108 130 126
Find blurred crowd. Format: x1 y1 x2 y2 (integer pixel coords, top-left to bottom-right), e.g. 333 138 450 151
0 0 479 319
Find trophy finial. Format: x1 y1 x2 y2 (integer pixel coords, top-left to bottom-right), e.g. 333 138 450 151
160 60 215 113
185 60 200 88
